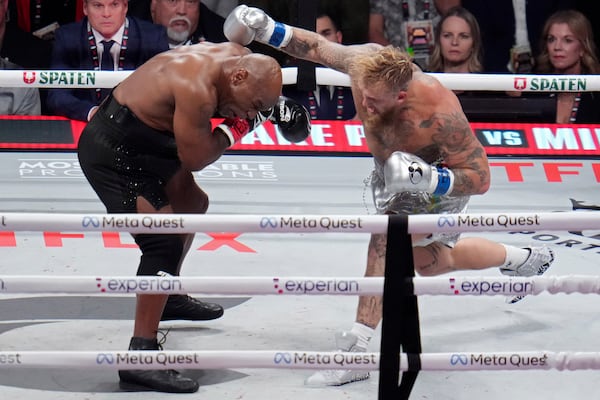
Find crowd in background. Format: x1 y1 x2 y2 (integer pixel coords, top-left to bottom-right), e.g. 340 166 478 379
1 0 599 123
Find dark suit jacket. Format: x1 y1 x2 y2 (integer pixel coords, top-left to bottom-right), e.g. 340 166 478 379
127 0 227 43
1 22 52 69
572 92 600 124
47 16 169 121
282 85 356 121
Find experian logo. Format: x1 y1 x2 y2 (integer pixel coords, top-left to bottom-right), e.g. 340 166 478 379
450 278 532 295
96 277 183 293
273 278 360 294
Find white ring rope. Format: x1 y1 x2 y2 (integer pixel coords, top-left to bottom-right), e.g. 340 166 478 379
1 350 599 371
1 275 599 296
0 211 598 234
10 69 598 92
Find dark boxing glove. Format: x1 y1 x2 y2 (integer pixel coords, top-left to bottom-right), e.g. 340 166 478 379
215 97 310 146
215 108 274 147
271 96 311 143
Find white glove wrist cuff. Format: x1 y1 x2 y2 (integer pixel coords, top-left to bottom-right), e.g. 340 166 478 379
265 21 292 48
216 124 236 147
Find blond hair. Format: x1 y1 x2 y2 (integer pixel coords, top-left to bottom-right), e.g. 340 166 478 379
536 9 600 74
348 46 413 92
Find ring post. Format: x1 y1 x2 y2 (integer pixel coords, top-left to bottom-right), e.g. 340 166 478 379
378 214 421 400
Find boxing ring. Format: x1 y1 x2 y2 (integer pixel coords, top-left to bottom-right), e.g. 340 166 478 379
1 69 600 399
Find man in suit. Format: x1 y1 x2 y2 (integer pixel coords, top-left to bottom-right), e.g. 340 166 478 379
46 0 169 122
129 0 227 46
150 0 226 47
282 11 356 120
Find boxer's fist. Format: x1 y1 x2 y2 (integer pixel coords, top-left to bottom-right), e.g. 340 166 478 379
384 151 454 195
216 97 310 146
224 5 292 48
215 111 272 147
215 108 276 147
215 117 251 147
271 96 311 143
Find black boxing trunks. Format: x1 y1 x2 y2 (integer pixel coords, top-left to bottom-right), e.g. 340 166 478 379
78 94 181 213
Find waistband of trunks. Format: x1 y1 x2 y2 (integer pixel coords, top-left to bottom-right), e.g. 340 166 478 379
97 93 178 157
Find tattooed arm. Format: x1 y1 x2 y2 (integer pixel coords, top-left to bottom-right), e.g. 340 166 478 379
224 5 380 74
422 112 490 196
404 75 490 196
284 27 382 74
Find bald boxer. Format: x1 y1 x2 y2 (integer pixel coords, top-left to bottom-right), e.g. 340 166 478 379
225 5 555 386
78 41 310 393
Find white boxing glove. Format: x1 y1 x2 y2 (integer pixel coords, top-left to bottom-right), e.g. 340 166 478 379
383 151 454 196
224 5 293 48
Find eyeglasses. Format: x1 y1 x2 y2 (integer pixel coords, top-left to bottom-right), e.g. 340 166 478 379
162 0 199 7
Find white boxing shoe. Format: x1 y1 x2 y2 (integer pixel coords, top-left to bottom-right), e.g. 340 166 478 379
500 245 555 304
304 331 370 386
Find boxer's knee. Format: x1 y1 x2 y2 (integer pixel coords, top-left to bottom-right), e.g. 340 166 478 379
134 234 184 276
414 242 452 276
166 170 209 214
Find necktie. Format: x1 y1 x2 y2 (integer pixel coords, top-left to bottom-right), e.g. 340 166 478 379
100 40 115 99
100 40 115 71
319 86 331 119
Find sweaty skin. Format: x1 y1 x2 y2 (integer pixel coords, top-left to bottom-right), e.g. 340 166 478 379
90 42 282 340
275 28 495 328
112 42 282 172
282 29 489 194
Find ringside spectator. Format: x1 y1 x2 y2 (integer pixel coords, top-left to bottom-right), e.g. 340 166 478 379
460 0 570 73
282 11 356 120
9 0 84 40
129 0 226 45
536 9 600 124
368 0 459 69
0 0 42 114
0 57 41 115
427 6 482 74
46 0 169 122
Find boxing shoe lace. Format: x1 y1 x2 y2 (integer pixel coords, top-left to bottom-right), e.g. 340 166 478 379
500 246 555 304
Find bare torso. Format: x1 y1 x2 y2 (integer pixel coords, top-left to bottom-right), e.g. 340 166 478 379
352 70 476 167
108 42 260 171
281 28 484 183
113 42 251 132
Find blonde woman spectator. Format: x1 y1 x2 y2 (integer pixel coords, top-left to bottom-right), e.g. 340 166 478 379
536 9 600 123
427 6 482 73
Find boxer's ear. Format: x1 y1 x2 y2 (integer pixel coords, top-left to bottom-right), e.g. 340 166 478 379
231 68 249 86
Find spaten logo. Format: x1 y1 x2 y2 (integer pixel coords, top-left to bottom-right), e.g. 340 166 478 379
23 72 36 84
